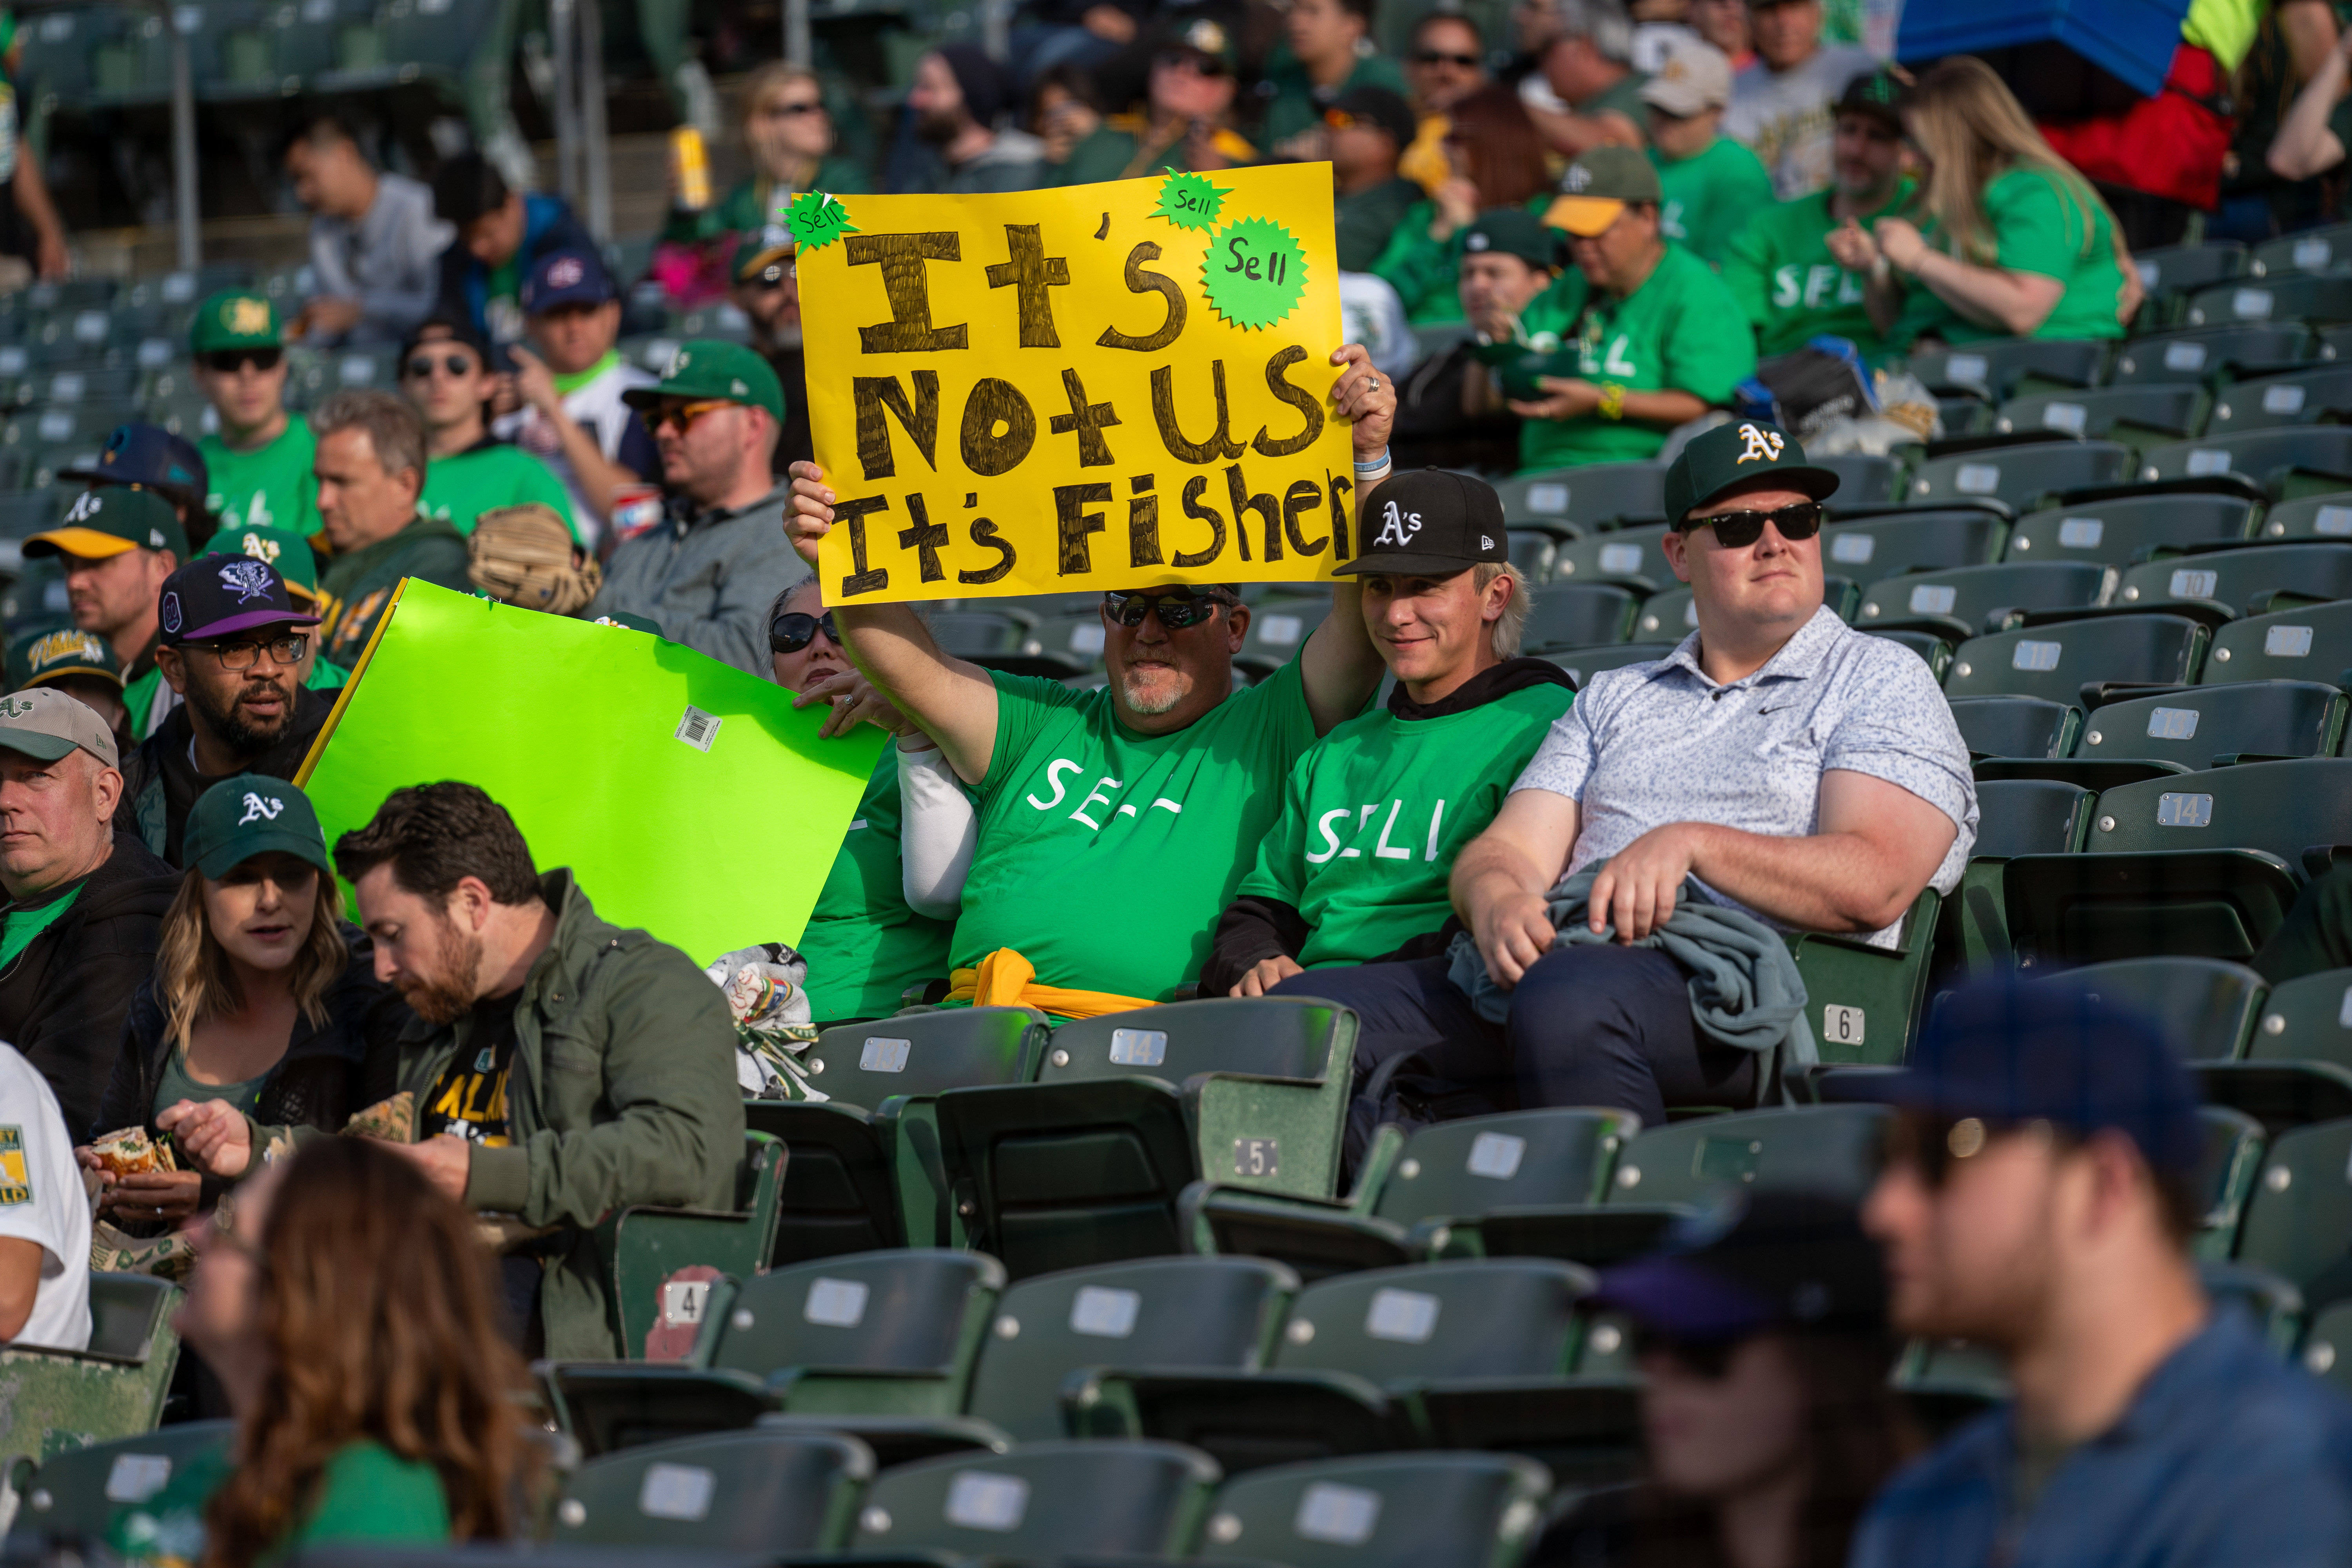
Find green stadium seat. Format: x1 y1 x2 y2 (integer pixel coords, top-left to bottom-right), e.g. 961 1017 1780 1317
1019 612 1108 677
1238 597 1326 679
1938 779 2095 968
1791 889 1944 1067
1523 583 1640 652
2255 492 2352 541
0 1274 186 1477
2196 1107 2270 1260
2116 542 2352 616
1907 439 2132 510
1998 385 2204 445
1632 586 1698 641
1855 561 2113 642
2109 326 2314 386
2138 428 2352 494
1939 392 1996 436
926 610 1036 667
1188 1109 1641 1280
2186 275 2352 328
1948 695 2083 758
2006 494 2255 564
936 997 1359 1278
2134 241 2248 300
2196 969 2352 1132
1944 613 2208 704
2031 956 2265 1060
1821 509 2008 583
5 1419 232 1542
2252 224 2352 278
597 1131 787 1359
1862 628 1956 681
2302 1299 2352 1390
1909 339 2107 398
2208 368 2352 434
1541 642 1677 688
1187 1451 1552 1566
2231 1117 2352 1318
2078 682 2347 767
848 1439 1220 1558
1495 463 1665 528
1814 452 1897 506
1506 527 1564 581
1548 524 1672 594
746 1008 1047 1264
549 1428 871 1552
2200 597 2352 686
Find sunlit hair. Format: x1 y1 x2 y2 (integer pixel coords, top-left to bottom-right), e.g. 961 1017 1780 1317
1447 84 1552 209
1474 561 1531 657
1902 57 2129 279
154 863 346 1051
742 61 823 141
201 1138 535 1566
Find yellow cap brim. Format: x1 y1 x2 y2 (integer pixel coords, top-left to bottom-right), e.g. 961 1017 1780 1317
24 668 125 694
1545 196 1627 238
24 528 137 560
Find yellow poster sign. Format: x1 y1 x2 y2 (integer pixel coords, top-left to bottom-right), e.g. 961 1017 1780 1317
799 163 1356 604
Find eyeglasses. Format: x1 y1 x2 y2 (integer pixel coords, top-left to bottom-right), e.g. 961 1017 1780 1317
1103 590 1232 630
403 353 477 379
1415 49 1482 65
201 348 283 374
1882 1114 2055 1191
198 634 307 670
647 399 733 435
1630 1327 1740 1380
769 610 839 653
746 261 797 290
766 98 826 116
1679 500 1825 549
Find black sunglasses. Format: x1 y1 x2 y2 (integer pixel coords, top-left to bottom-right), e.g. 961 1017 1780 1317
1156 49 1230 75
1630 1327 1740 1380
201 348 282 374
1415 49 1481 65
769 610 839 653
404 352 477 379
1103 590 1231 630
1679 500 1824 549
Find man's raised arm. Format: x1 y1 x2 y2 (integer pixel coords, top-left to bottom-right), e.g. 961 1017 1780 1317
1299 345 1399 735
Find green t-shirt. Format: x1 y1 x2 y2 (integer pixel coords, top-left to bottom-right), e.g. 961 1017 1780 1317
1337 176 1429 275
1720 180 1915 361
797 746 959 1024
1893 166 2128 349
418 441 577 537
200 421 320 540
111 1439 450 1566
1238 679 1573 968
1 884 80 967
154 1045 268 1120
1517 243 1759 472
1653 136 1778 267
958 658 1321 1000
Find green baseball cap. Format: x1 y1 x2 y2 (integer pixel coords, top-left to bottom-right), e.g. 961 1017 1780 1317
203 523 319 601
0 686 120 769
1462 207 1560 269
182 773 331 881
622 339 787 424
9 627 122 693
188 290 284 355
23 486 191 563
1664 418 1843 525
1546 145 1664 237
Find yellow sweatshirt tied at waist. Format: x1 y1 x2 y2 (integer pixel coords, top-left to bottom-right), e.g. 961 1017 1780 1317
946 949 1156 1021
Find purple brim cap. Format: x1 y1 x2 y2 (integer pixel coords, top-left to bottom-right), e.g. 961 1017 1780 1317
1590 1254 1779 1342
180 607 323 642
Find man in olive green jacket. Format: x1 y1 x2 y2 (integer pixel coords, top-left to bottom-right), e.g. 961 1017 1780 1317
333 780 744 1359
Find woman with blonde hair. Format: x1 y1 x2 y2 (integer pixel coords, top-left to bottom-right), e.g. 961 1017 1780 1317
1371 82 1558 323
1828 56 2140 349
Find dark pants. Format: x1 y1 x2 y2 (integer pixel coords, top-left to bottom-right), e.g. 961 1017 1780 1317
1273 944 1759 1137
2256 864 2352 984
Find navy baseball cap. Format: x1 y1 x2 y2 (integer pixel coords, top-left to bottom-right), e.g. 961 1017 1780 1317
1828 973 2205 1175
157 554 321 647
521 248 617 314
57 423 210 514
1591 1190 1888 1342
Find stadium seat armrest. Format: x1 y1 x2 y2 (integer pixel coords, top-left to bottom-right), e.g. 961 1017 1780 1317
1185 1071 1350 1202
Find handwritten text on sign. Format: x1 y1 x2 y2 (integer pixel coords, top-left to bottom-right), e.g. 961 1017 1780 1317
801 163 1355 604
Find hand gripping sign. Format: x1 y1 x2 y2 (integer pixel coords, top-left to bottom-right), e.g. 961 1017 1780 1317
799 163 1357 604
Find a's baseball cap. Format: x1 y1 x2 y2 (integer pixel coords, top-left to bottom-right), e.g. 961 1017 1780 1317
1156 13 1237 68
1328 85 1418 149
1826 973 2205 1176
1836 67 1906 129
23 486 191 563
156 554 321 647
1462 207 1559 269
1545 145 1663 237
182 773 332 881
8 627 122 693
1337 468 1509 577
0 686 120 769
188 290 283 354
521 247 617 314
1641 34 1734 116
1590 1191 1889 1343
202 523 320 602
622 339 787 424
1663 418 1842 524
730 227 796 288
57 423 210 514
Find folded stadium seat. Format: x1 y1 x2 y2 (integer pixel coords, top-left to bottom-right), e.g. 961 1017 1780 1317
1906 440 2131 511
1186 1109 1642 1281
2299 1299 2352 1392
1860 628 1956 681
2185 275 2352 330
1164 1452 1553 1567
143 386 215 441
2199 597 2352 686
4 1420 234 1543
1237 597 1328 679
1939 392 1996 437
2251 223 2352 278
1854 560 2114 642
2078 682 2348 768
1996 385 2205 448
2115 542 2352 619
595 1131 788 1360
21 399 143 454
1907 338 2108 400
0 491 61 540
1790 888 1945 1071
2002 758 2352 964
2005 492 2256 565
1820 509 2009 584
543 1249 1005 1458
2255 492 2352 541
1071 1259 1588 1471
1811 452 1896 507
1632 587 1699 642
2195 969 2352 1132
2029 956 2266 1060
2109 325 2314 387
1017 612 1108 679
0 1271 187 1472
2196 1108 2273 1261
1947 695 2084 759
2133 240 2248 303
2228 1117 2352 1323
1540 642 1677 688
1494 463 1666 530
746 1008 1049 1264
1506 527 1564 581
841 1440 1220 1560
918 610 1036 670
1943 613 2209 706
1935 778 2097 970
1522 583 1641 653
1474 1103 1893 1269
935 997 1359 1279
548 1428 873 1553
2139 428 2352 497
44 363 139 403
1546 524 1672 594
2207 367 2352 436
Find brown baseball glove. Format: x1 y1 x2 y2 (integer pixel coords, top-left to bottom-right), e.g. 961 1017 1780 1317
468 502 604 616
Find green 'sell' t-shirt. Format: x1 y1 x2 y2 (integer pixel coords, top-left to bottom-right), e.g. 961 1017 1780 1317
959 658 1321 1000
1239 678 1573 968
797 746 958 1023
1893 166 2129 349
1517 244 1759 472
111 1439 450 1566
419 442 577 537
200 420 320 540
1721 180 1915 360
1653 136 1778 267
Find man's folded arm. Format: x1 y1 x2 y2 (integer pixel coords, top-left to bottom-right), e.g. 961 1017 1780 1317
1678 769 1962 934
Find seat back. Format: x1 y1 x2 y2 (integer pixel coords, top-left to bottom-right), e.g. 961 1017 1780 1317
2209 368 2352 432
2185 276 2352 330
1607 1105 1891 1207
967 1257 1297 1440
1548 525 1673 593
1971 779 2095 858
1945 614 2207 701
2255 492 2352 543
1862 629 1955 680
2117 543 2352 615
8 1420 234 1539
848 1439 1220 1558
2034 957 2266 1060
1906 440 2129 508
2301 1298 2352 1393
2109 326 2311 385
2246 969 2352 1067
552 1428 871 1551
1495 462 1665 528
2234 1118 2352 1313
2197 1105 2269 1258
1633 586 1699 642
1523 583 1640 652
2007 494 2256 565
2082 681 2347 768
1911 339 2106 398
802 1008 1047 1106
708 1249 1004 1385
1239 599 1327 675
2252 224 2352 277
1813 452 1896 506
1044 997 1348 1087
2200 597 2352 684
1820 510 2007 584
1999 385 2202 443
1857 561 2113 639
2141 428 2352 492
2086 758 2352 863
1267 1261 1588 1383
1195 1452 1552 1567
1368 1109 1640 1227
1947 695 2083 759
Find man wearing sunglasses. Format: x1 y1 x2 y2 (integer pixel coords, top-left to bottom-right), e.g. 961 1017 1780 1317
1260 0 1410 153
190 292 320 543
403 314 573 537
1328 87 1430 274
495 248 660 544
1843 976 2352 1568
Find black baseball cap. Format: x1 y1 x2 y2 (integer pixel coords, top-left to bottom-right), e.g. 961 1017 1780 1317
1338 468 1509 577
1663 418 1842 525
1329 85 1417 149
1591 1190 1889 1343
1462 207 1559 269
57 423 210 516
157 554 321 646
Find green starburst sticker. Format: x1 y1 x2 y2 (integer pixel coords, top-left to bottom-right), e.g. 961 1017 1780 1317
1152 170 1228 232
1201 216 1307 330
784 190 857 251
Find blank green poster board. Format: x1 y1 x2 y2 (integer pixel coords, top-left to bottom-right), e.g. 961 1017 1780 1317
298 582 883 962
